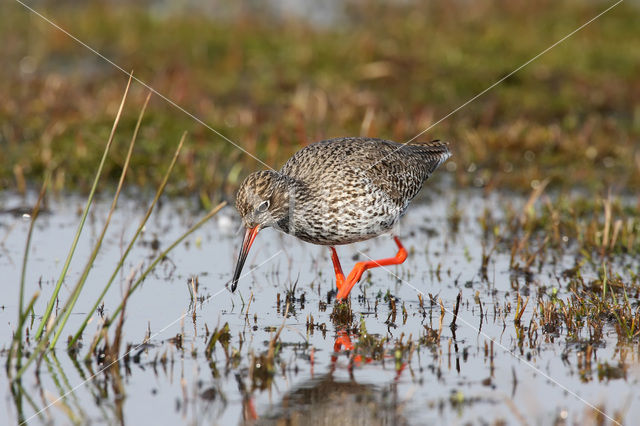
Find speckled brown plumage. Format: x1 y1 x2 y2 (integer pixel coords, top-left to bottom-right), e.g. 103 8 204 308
235 137 450 245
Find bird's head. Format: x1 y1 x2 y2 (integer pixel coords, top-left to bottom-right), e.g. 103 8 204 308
231 170 291 292
235 170 291 230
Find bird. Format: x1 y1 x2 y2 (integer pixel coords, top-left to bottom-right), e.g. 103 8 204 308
231 136 451 300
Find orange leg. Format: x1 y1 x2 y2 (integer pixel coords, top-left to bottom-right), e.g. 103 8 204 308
333 331 375 365
333 331 363 364
330 246 345 290
333 330 355 352
243 397 258 421
334 237 408 301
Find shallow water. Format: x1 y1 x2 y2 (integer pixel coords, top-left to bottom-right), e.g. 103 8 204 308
1 188 638 425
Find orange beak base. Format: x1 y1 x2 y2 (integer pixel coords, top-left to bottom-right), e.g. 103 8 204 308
231 226 260 292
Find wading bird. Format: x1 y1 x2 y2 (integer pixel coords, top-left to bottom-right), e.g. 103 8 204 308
231 137 450 300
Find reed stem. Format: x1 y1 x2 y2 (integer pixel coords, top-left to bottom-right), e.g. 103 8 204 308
48 89 150 349
35 75 133 341
70 125 184 348
7 170 50 377
107 202 227 330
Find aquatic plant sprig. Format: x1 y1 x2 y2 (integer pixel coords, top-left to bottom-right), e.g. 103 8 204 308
11 75 143 380
12 161 225 381
85 201 227 357
108 201 227 323
7 168 50 377
10 378 45 425
70 108 183 349
48 88 151 350
35 74 133 341
42 352 85 423
8 292 40 376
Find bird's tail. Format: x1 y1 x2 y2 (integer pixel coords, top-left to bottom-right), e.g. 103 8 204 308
414 140 451 173
412 139 450 150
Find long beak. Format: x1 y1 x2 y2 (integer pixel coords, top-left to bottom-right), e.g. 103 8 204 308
231 225 260 292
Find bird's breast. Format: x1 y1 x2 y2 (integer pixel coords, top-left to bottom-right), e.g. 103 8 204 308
284 183 404 246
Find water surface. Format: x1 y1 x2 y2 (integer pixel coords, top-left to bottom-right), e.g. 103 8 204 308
1 188 637 425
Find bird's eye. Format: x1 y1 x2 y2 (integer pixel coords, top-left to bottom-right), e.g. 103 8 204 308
257 200 270 213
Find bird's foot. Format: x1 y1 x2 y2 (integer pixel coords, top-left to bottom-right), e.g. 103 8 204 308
335 237 408 300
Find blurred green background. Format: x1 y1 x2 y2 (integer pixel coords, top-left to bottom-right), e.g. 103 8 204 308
1 0 639 198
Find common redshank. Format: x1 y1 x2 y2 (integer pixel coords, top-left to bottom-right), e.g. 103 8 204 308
231 137 450 300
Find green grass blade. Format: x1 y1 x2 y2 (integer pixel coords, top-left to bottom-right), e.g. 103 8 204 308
14 76 133 381
104 202 227 333
35 74 133 341
11 380 45 424
47 89 150 349
7 169 50 377
70 124 184 348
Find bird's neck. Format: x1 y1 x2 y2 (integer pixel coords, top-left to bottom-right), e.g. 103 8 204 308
272 172 306 233
274 172 305 197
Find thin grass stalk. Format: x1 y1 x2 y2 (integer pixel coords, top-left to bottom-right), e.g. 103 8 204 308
11 380 45 424
602 192 612 253
103 264 139 379
70 124 183 348
48 89 150 349
7 170 50 377
85 201 227 359
35 75 133 341
49 351 83 414
267 302 290 359
105 202 227 331
44 352 90 422
43 386 78 424
8 291 41 379
20 292 41 331
13 76 133 381
42 353 75 416
602 261 608 300
205 323 230 359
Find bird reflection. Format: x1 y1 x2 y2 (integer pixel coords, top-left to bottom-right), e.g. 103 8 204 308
240 330 408 425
